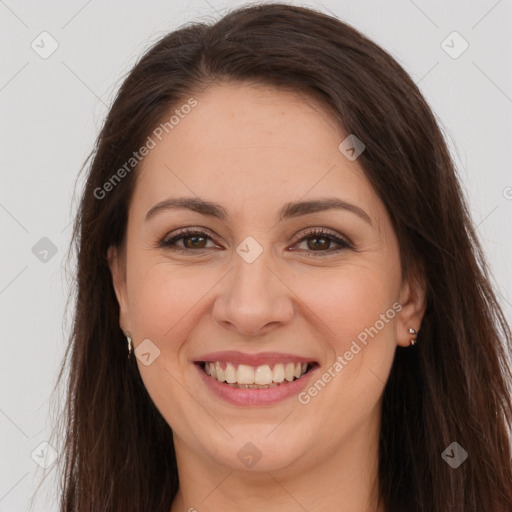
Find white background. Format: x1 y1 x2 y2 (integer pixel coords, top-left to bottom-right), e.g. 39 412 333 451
1 0 511 510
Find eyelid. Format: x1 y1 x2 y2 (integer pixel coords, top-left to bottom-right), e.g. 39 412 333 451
290 227 353 246
161 226 220 248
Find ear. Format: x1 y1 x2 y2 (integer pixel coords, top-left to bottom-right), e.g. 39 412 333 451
107 244 131 335
396 263 427 347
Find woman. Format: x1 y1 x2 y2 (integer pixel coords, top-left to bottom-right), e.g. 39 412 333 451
48 3 512 511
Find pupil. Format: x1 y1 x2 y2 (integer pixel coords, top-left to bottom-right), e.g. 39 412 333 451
185 236 205 248
308 236 329 250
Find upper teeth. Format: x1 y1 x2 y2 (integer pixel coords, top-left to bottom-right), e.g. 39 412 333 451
204 362 308 385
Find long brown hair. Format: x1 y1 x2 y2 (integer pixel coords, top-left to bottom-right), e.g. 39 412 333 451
41 3 512 511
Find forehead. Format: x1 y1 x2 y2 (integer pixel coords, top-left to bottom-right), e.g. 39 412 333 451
131 82 380 225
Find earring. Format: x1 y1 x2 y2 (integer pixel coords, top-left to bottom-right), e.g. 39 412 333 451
408 327 418 346
125 334 133 359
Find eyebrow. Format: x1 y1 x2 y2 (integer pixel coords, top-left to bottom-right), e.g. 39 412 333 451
144 196 372 226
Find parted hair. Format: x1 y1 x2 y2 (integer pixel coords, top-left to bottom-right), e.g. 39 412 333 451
39 3 512 511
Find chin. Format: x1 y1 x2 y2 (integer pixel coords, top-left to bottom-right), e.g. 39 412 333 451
200 426 313 472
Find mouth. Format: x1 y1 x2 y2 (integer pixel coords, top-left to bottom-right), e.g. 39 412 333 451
195 360 317 389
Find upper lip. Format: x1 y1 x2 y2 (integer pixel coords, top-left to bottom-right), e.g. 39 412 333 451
194 351 317 367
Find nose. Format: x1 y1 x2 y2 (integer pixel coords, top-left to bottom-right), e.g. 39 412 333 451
212 249 295 336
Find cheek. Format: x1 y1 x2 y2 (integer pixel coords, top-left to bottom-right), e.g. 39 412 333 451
294 266 399 422
126 263 208 426
298 263 399 346
127 261 205 342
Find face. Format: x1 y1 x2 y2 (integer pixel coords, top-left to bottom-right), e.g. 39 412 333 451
108 82 425 474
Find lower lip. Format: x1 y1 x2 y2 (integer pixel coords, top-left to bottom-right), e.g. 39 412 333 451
195 363 318 406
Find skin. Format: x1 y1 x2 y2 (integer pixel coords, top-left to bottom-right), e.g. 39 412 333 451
108 81 426 512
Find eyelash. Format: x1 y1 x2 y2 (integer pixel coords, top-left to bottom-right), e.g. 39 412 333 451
159 227 353 257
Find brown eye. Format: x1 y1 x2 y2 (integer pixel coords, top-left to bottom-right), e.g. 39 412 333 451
305 235 331 251
182 234 208 249
160 229 217 252
160 227 352 257
292 228 353 257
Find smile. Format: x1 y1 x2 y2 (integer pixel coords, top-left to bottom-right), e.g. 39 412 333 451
194 356 319 405
200 361 312 388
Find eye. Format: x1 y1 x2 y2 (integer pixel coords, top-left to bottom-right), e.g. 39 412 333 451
159 227 353 256
290 228 353 257
160 228 219 252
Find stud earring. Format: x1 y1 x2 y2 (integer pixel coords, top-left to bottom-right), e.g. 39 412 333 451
408 327 418 346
